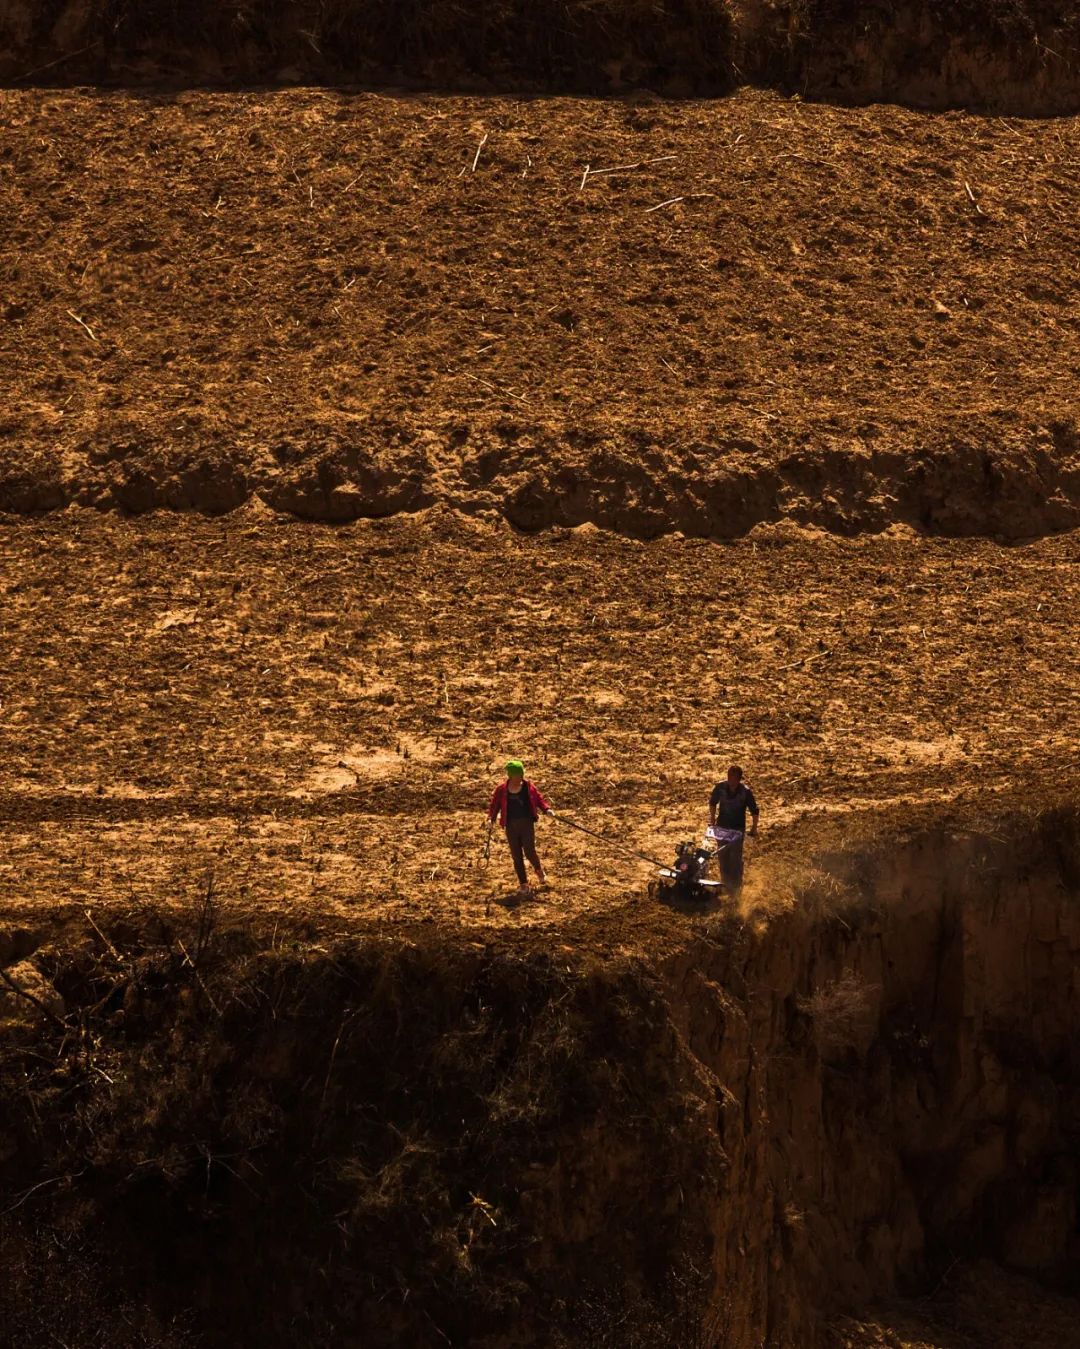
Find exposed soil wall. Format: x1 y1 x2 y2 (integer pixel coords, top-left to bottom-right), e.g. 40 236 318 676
5 429 1080 540
750 0 1080 113
664 806 1080 1340
0 0 738 90
5 424 1080 540
3 807 1079 1346
3 0 1080 110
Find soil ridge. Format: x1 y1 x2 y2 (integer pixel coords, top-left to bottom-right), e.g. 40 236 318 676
5 428 1080 540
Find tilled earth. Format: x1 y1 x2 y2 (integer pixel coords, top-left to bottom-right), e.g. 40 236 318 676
3 83 1080 1348
2 87 1080 533
1 506 1076 935
4 85 1077 927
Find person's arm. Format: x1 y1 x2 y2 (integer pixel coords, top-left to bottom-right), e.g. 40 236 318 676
488 785 503 825
531 783 553 815
708 785 720 827
746 787 760 836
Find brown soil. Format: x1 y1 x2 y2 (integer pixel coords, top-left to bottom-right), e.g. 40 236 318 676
3 88 1080 536
1 506 1078 1346
835 1260 1080 1347
0 508 1077 930
3 80 1080 1349
763 0 1080 114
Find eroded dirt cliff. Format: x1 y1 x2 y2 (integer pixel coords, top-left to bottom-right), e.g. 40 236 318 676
661 809 1080 1341
3 0 1080 113
3 809 1079 1346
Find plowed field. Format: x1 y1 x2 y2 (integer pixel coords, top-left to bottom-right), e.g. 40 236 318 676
2 84 1079 928
2 83 1080 926
3 83 1080 1348
3 88 1079 533
0 506 1077 932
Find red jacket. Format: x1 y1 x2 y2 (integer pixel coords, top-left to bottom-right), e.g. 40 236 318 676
489 780 551 827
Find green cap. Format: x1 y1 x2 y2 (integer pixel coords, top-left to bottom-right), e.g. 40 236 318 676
505 759 525 777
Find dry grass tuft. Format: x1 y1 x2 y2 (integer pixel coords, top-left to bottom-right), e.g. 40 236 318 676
803 970 881 1064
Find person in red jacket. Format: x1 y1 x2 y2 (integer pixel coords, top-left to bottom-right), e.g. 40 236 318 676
488 759 552 894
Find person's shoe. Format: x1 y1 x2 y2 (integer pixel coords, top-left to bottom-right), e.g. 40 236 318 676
517 883 532 896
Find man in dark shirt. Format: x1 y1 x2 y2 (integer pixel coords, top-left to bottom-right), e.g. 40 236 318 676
708 766 759 893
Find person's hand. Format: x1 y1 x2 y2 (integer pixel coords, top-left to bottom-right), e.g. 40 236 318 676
748 825 758 837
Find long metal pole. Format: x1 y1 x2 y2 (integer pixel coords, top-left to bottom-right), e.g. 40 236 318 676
548 813 669 870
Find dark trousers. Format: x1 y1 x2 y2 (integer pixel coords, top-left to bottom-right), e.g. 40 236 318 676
506 817 541 885
719 833 745 891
